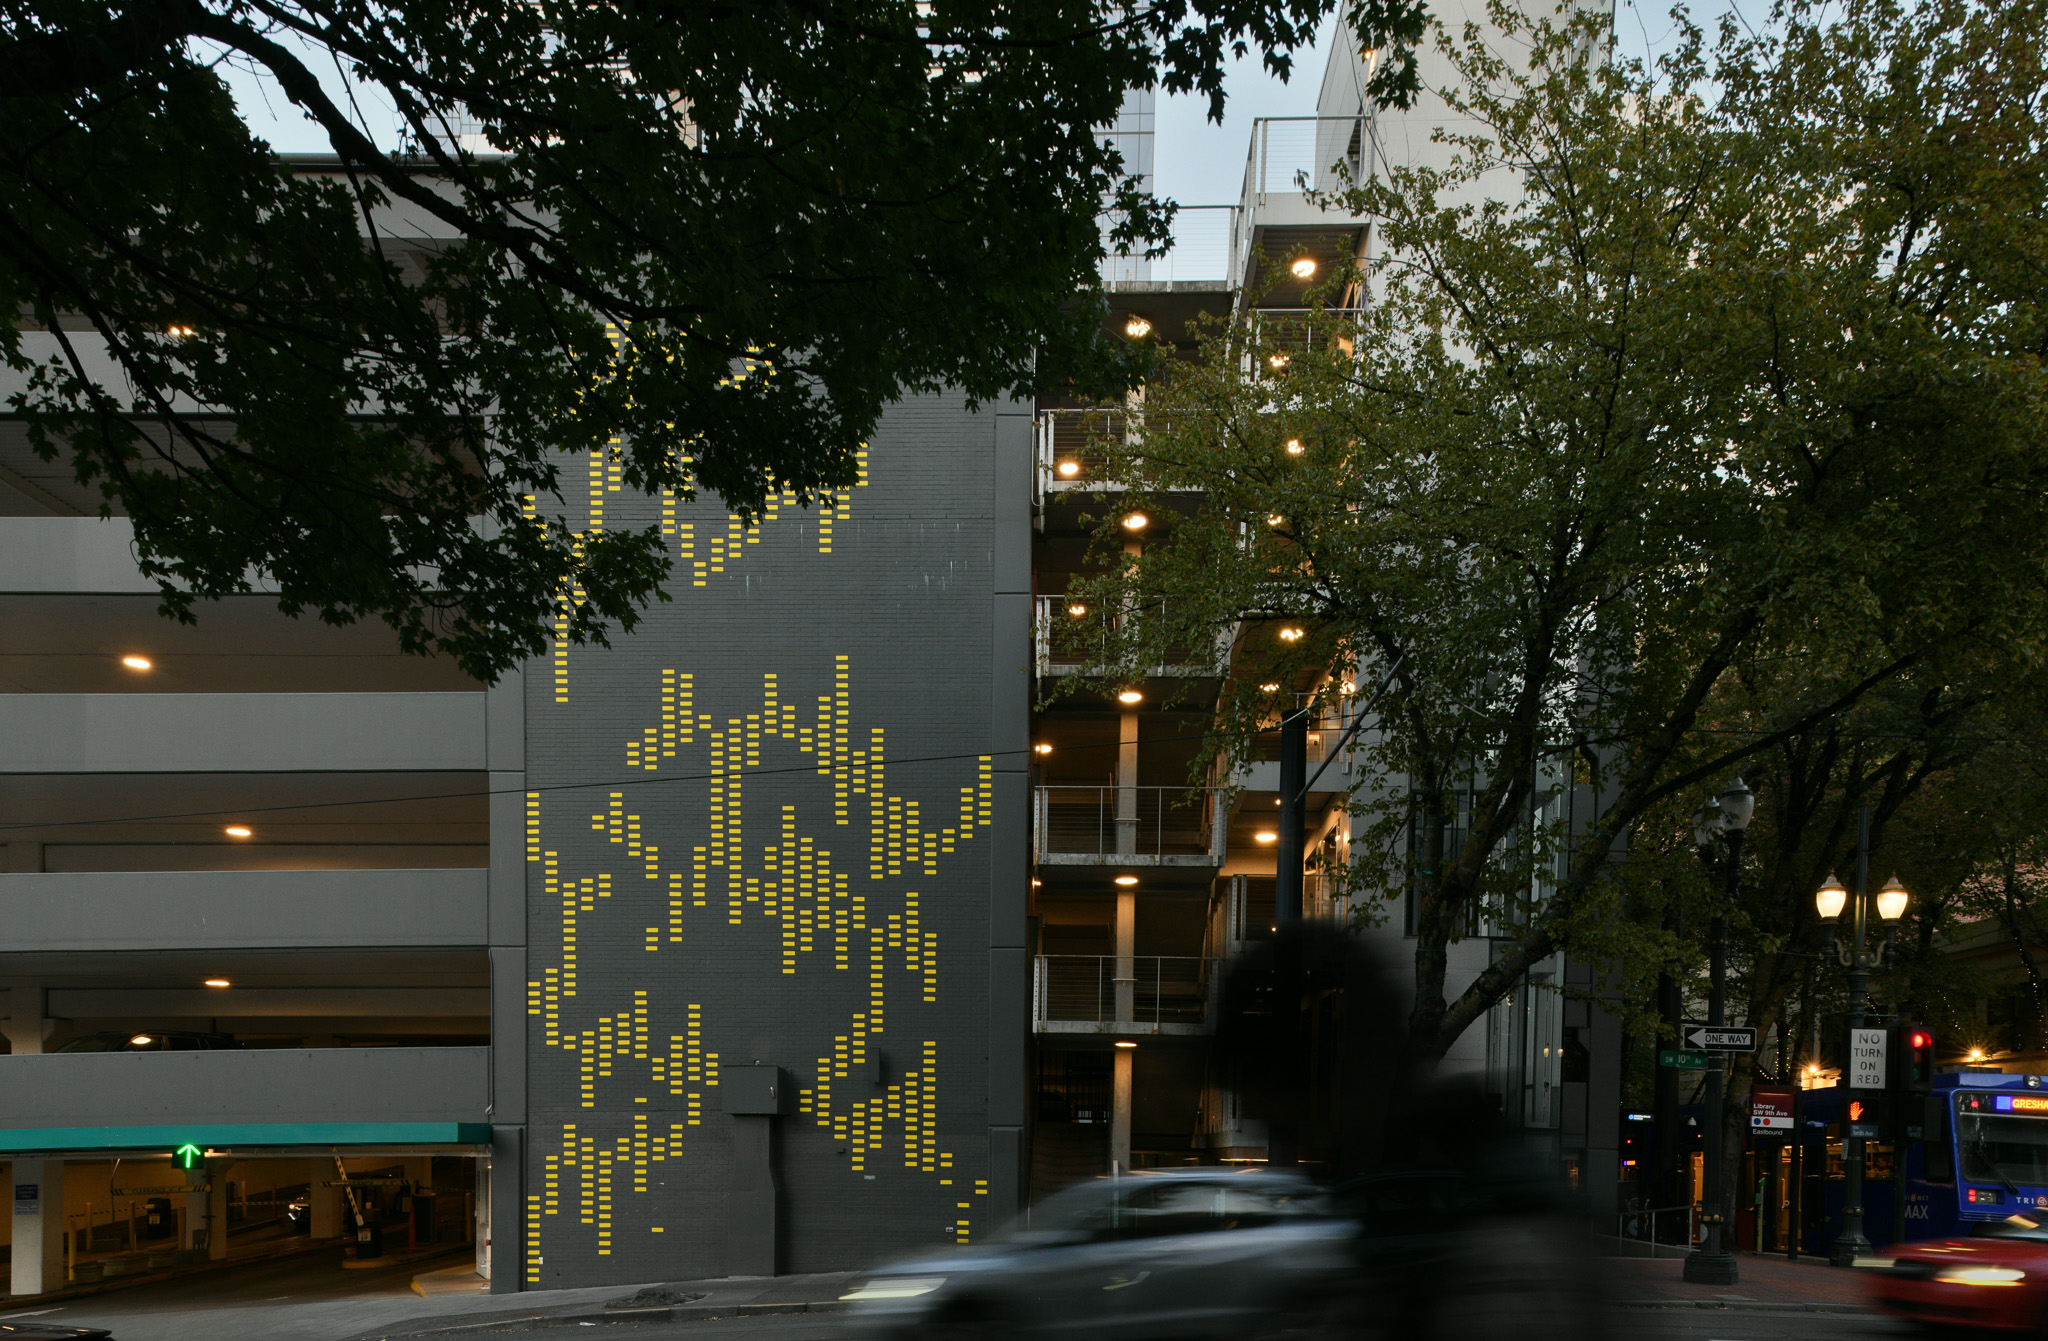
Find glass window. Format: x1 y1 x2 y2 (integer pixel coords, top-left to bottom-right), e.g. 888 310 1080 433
1958 1115 2048 1186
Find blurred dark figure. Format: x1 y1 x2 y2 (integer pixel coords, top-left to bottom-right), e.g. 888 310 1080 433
1211 923 1608 1341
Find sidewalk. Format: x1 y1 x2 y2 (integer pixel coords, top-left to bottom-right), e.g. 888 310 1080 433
1608 1251 1878 1311
1 1264 859 1341
343 1271 861 1341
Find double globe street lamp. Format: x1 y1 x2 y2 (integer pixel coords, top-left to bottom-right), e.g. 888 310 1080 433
1815 805 1910 1267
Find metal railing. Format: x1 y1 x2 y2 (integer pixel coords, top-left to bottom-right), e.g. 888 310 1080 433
1033 596 1231 675
1034 955 1218 1027
1607 1204 1702 1258
1035 785 1225 860
1100 205 1240 286
1036 407 1130 492
1239 116 1368 209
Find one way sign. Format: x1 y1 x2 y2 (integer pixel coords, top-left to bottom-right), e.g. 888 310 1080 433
1684 1024 1758 1052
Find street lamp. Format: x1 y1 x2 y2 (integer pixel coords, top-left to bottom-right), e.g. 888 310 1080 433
1816 804 1908 1267
1684 778 1752 1286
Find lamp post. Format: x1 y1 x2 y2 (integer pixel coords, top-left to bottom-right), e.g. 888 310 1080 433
1684 778 1753 1286
1817 804 1909 1267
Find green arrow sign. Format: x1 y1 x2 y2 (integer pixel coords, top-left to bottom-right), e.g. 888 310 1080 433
1659 1050 1708 1070
172 1142 204 1169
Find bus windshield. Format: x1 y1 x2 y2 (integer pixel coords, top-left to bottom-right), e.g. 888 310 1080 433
1959 1113 2048 1186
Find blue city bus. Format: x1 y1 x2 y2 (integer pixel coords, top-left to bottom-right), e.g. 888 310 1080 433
1760 1073 2048 1253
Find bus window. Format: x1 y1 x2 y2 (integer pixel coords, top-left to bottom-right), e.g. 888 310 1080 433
1958 1112 2048 1186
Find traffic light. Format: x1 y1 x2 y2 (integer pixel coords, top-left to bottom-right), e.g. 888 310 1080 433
1893 1023 1935 1095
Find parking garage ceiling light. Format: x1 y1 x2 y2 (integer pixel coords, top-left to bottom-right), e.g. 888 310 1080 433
1259 682 1280 692
1279 626 1304 642
1034 743 1053 754
1067 602 1087 616
204 978 230 988
130 1034 153 1046
1117 689 1143 704
121 655 152 670
1124 314 1153 339
1057 460 1081 478
1291 258 1317 279
1114 875 1139 886
1255 831 1278 843
1285 439 1304 455
1114 1040 1138 1049
1122 512 1148 531
224 825 252 838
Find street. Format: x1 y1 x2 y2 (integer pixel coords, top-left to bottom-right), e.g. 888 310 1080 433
0 1244 1918 1341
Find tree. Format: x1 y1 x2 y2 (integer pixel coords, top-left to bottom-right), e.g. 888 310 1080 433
1065 0 2048 1060
0 0 1439 681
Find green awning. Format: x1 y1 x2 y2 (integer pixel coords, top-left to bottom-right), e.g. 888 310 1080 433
0 1122 492 1153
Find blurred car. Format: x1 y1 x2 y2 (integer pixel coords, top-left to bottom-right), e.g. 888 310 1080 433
0 1325 112 1340
54 1030 240 1052
842 1169 1359 1340
1875 1214 2048 1331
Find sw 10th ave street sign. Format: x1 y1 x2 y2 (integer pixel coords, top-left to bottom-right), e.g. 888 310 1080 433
1683 1024 1758 1052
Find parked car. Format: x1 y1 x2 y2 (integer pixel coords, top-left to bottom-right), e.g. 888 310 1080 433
842 1170 1360 1340
54 1030 241 1052
1873 1213 2048 1331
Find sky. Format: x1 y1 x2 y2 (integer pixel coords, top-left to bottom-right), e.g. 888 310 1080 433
219 0 1744 208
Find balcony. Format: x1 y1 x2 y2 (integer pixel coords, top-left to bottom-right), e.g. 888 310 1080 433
1233 117 1371 299
1099 206 1240 287
1034 785 1226 868
1032 955 1218 1036
1033 596 1231 678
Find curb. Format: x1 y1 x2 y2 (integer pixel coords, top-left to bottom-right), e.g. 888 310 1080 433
364 1300 849 1338
1615 1299 1868 1313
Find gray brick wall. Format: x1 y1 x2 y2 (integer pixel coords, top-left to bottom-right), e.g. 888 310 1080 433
519 392 1017 1287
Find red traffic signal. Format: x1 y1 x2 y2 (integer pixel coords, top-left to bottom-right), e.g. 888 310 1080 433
1894 1023 1936 1094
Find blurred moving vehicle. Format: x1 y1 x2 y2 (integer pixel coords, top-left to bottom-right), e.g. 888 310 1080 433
843 1169 1359 1339
54 1030 240 1052
0 1325 113 1340
1874 1214 2048 1332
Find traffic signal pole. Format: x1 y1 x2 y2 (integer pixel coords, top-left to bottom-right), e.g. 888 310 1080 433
1684 891 1740 1284
1831 807 1875 1267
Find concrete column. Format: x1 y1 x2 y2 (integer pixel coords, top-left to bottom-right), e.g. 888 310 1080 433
179 1166 206 1254
1110 1049 1133 1176
474 1155 492 1279
1116 710 1139 857
10 1158 65 1296
205 1163 231 1261
405 1156 432 1247
309 1158 343 1239
1114 889 1136 1024
1 986 47 1054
